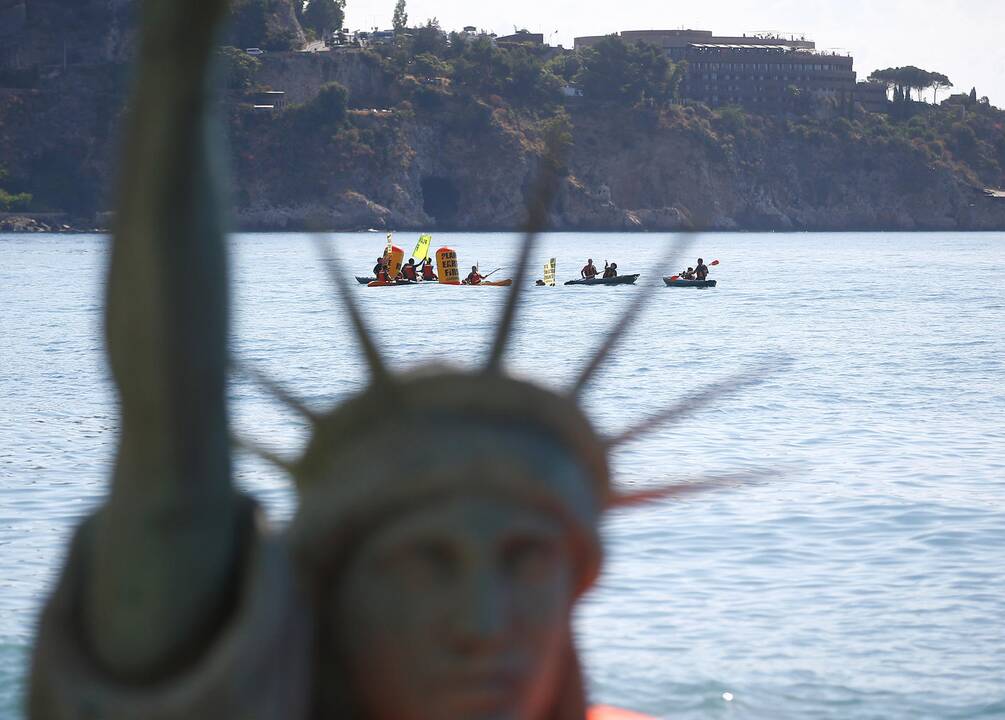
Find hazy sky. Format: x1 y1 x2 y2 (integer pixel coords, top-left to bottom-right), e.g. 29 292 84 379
347 0 1005 106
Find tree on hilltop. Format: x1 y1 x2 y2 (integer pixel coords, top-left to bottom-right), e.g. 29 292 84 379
930 72 953 103
230 0 304 50
576 35 678 106
301 0 345 36
868 66 951 103
392 0 408 34
410 18 448 56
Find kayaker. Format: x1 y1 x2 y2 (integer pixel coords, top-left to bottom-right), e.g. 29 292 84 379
373 257 390 283
581 259 599 279
419 257 437 281
695 258 709 281
603 262 618 279
464 265 484 285
401 258 418 282
683 267 696 280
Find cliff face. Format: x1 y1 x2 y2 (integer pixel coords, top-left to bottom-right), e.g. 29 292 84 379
3 49 1004 231
228 96 1005 232
255 51 392 107
3 0 304 67
556 108 1005 232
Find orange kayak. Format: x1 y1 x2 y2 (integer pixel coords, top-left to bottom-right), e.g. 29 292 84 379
462 279 512 287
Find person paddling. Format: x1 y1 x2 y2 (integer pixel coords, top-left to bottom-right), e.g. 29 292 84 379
603 262 618 279
401 258 418 282
581 259 599 279
464 265 485 285
419 257 437 281
373 256 390 283
695 258 709 281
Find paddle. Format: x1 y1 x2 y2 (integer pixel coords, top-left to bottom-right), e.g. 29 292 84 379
669 260 719 282
462 267 502 285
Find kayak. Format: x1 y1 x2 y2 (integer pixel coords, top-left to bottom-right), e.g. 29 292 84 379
462 279 513 287
663 278 717 288
367 280 420 287
565 274 640 286
356 276 375 285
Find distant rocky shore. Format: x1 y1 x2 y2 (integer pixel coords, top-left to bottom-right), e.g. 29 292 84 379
0 215 106 234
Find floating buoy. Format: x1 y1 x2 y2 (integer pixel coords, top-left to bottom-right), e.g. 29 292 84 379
435 247 460 285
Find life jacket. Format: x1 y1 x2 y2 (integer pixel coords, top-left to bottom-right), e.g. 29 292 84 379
582 264 598 278
402 264 417 281
421 264 435 280
375 266 390 282
466 272 483 285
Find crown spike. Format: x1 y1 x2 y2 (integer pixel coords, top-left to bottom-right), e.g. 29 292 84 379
567 236 694 398
233 359 321 424
605 470 773 509
232 434 298 475
313 235 390 382
484 159 561 373
603 359 787 449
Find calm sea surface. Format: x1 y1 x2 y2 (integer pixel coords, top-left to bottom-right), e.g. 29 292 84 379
1 231 1004 719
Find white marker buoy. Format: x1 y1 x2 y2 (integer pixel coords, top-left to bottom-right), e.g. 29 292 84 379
722 692 734 702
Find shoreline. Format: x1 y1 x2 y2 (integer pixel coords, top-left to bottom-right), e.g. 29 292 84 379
5 215 1005 235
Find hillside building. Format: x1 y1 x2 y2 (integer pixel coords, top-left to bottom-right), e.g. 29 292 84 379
575 29 873 112
497 31 545 47
855 81 889 113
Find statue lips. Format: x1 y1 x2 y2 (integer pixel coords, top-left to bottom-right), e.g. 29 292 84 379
436 665 524 715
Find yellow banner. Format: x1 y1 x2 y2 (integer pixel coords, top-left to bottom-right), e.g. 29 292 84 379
412 234 432 262
544 257 556 286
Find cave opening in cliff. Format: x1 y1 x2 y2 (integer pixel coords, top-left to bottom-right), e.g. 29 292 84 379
421 176 460 226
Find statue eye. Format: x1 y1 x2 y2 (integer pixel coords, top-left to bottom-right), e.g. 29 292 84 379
389 539 458 587
501 537 559 582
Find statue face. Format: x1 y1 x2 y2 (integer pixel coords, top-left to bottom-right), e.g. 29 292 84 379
333 493 574 720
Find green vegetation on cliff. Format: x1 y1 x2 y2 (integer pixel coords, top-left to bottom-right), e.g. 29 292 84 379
1 19 1003 230
227 0 305 51
0 166 31 211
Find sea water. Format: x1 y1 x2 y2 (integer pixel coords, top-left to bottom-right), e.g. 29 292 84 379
1 232 1003 719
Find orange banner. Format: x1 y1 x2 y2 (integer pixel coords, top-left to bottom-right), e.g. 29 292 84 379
387 245 404 279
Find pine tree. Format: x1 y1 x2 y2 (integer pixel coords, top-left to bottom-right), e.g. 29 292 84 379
302 0 345 36
969 87 978 106
392 0 408 34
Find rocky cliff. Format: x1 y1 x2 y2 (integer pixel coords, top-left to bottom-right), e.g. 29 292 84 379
226 78 1005 232
2 49 1004 232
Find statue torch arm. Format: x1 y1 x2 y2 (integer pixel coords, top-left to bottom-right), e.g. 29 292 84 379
83 0 245 682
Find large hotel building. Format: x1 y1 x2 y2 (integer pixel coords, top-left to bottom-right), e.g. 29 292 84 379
575 29 880 112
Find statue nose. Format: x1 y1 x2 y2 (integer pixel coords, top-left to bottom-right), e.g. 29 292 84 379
448 570 507 650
